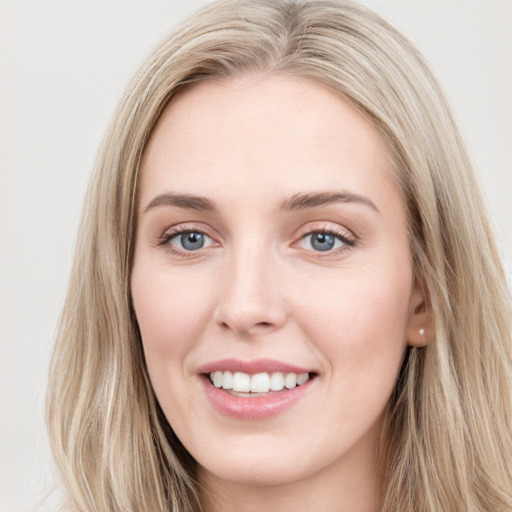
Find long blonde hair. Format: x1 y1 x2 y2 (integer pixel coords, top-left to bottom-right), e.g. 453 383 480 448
47 1 512 510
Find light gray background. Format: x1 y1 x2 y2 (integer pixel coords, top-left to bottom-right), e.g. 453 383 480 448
1 1 511 510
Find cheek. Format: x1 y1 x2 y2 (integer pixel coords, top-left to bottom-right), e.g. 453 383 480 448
130 261 215 365
297 264 411 394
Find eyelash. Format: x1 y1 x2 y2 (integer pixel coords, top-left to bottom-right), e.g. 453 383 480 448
295 226 356 256
157 224 356 257
157 224 217 257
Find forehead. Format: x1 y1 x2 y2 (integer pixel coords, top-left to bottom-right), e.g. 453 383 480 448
138 74 398 212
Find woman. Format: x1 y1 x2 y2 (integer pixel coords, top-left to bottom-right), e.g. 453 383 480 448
46 0 512 510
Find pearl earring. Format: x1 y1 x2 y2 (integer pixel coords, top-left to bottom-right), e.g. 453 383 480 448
419 328 425 336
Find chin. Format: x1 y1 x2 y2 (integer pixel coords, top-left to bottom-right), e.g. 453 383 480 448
197 452 312 488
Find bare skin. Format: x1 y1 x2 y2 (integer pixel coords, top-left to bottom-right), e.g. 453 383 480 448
131 74 429 512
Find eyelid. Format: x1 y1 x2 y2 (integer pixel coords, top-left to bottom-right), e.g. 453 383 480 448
156 223 220 255
292 222 357 254
295 221 356 242
154 221 356 257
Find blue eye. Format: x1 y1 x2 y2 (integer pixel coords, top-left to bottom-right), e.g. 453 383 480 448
300 231 351 252
169 231 212 251
310 232 336 251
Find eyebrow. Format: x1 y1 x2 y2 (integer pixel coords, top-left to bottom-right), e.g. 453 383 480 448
143 193 218 213
279 191 379 213
143 190 379 214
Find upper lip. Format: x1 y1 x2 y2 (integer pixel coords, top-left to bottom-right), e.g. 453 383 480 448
198 358 314 375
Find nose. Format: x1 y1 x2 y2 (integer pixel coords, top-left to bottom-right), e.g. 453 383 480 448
213 244 288 336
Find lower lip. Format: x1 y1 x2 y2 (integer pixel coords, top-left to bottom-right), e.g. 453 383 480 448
200 376 314 420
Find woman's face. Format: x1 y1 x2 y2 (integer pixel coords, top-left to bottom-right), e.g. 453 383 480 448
131 75 425 493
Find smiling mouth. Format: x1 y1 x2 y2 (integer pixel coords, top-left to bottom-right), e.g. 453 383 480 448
207 370 316 396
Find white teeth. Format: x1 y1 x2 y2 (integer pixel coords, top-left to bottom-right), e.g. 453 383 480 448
269 372 284 391
297 372 309 385
213 371 223 388
222 371 233 390
209 370 311 392
250 373 270 393
284 373 297 389
232 372 251 392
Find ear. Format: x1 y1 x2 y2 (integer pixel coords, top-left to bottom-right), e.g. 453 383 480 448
406 278 433 347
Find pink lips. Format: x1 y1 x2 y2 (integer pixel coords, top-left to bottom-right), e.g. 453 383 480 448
198 358 311 375
198 358 316 420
